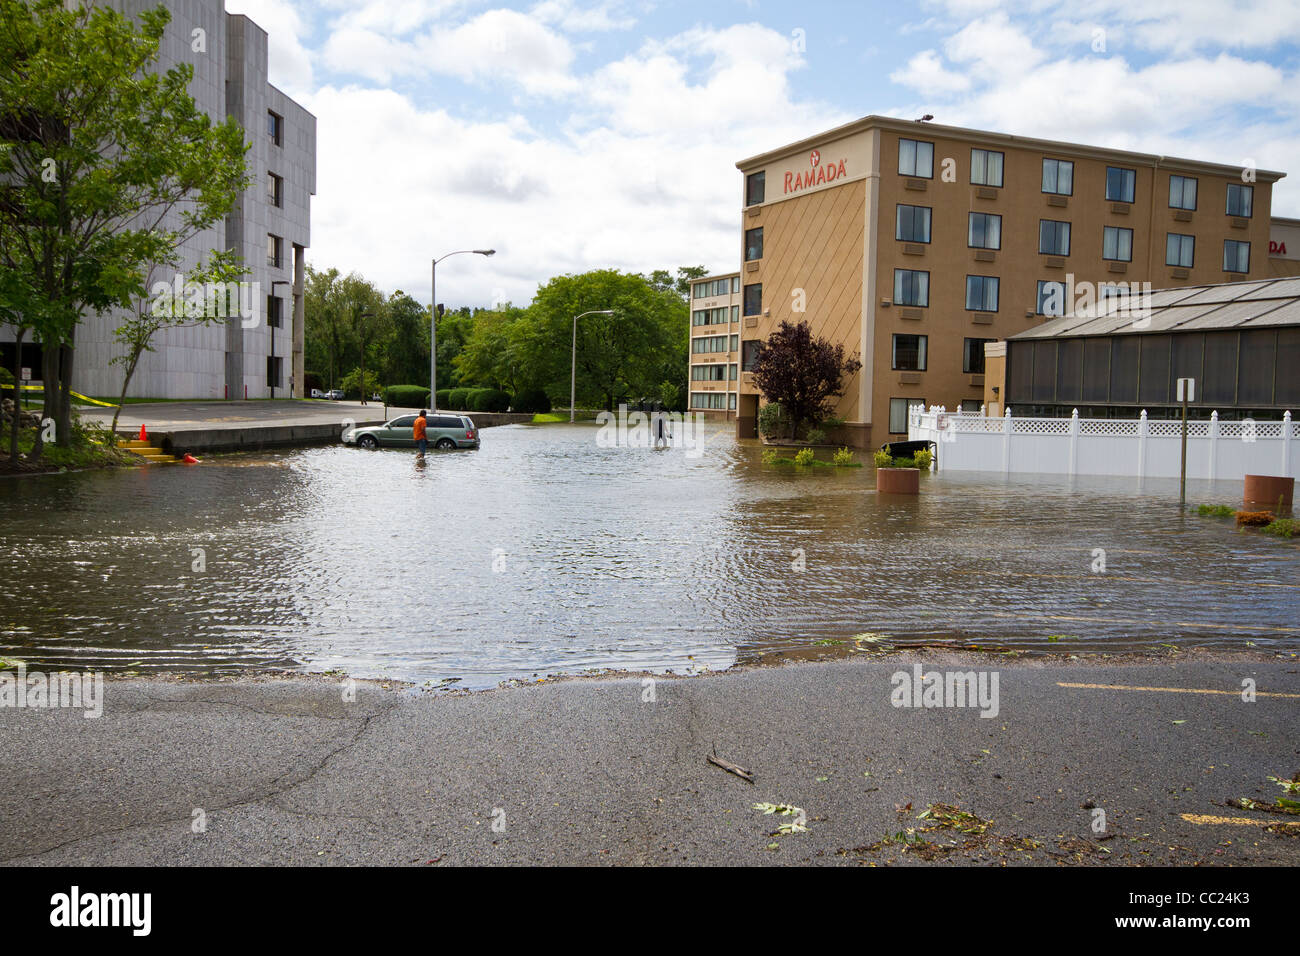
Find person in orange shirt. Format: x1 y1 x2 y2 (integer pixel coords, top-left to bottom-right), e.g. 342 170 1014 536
413 409 428 457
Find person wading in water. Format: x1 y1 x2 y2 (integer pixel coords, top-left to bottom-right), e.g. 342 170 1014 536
413 409 428 459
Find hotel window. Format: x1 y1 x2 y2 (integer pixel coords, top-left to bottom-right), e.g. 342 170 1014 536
1102 225 1133 261
1224 239 1250 273
888 397 924 435
268 172 283 208
892 333 928 371
965 275 999 313
267 233 283 268
267 110 283 147
893 269 929 307
741 339 761 371
743 283 762 316
1105 166 1136 203
1037 280 1066 316
898 138 934 178
266 295 283 329
691 393 728 410
731 305 739 322
693 284 706 299
745 227 763 261
732 276 740 293
1039 219 1071 256
1041 158 1073 195
729 363 738 380
895 204 932 243
692 335 730 354
746 171 765 206
692 365 727 381
1169 175 1197 211
964 338 995 374
1166 233 1195 268
730 334 738 351
970 148 1004 187
968 212 1002 250
1226 183 1253 217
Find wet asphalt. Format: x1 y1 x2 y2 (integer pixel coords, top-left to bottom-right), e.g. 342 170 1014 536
1 651 1297 866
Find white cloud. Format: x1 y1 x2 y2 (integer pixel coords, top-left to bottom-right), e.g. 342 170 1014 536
530 0 638 32
890 49 972 96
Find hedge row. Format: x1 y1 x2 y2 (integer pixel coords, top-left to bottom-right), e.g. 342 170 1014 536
381 384 554 413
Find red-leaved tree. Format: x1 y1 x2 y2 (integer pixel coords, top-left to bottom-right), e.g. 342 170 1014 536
751 320 862 440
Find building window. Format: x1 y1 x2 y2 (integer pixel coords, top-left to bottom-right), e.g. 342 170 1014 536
1166 233 1195 268
745 227 763 261
898 138 934 178
729 393 737 409
691 364 727 381
266 355 283 388
1105 166 1136 203
746 171 765 206
1102 225 1133 261
741 339 761 371
895 204 932 243
970 148 1004 187
1169 175 1197 211
691 393 728 410
267 110 283 147
965 275 999 312
730 334 738 351
268 172 283 207
1042 158 1073 195
968 212 1002 250
964 338 995 374
743 283 762 316
889 397 924 435
731 276 740 293
893 269 929 307
692 335 731 354
892 333 928 371
1226 183 1253 217
266 295 284 329
1037 280 1066 316
267 233 283 268
693 283 706 299
729 363 738 381
1038 219 1071 256
1224 239 1250 273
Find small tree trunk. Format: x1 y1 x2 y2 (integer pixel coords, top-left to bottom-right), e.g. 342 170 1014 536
110 348 142 438
8 328 25 465
57 342 74 447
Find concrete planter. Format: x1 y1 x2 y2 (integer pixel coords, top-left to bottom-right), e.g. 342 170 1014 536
876 467 920 494
1243 474 1294 508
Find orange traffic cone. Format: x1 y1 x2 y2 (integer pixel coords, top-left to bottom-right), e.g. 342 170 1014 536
138 424 147 441
183 453 199 464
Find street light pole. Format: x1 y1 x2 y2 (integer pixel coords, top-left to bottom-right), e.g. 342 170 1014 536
570 310 614 423
431 249 495 411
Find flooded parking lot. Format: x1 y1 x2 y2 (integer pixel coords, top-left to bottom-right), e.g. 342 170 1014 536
1 422 1296 687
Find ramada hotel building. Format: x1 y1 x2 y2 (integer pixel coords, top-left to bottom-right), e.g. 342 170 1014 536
687 115 1300 445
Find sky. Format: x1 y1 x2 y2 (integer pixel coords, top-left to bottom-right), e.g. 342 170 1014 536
224 0 1300 309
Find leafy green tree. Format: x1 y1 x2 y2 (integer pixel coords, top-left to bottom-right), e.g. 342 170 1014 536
0 0 249 456
377 291 430 386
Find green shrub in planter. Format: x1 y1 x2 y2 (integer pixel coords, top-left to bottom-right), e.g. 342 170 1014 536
384 384 430 408
757 401 787 439
914 448 933 470
447 387 471 410
512 387 552 414
469 388 511 412
872 449 892 468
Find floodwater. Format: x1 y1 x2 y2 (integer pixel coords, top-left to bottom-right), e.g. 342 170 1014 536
1 422 1296 687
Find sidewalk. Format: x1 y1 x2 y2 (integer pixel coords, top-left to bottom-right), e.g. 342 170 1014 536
2 651 1296 866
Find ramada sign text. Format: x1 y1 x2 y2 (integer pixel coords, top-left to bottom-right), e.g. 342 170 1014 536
785 150 847 194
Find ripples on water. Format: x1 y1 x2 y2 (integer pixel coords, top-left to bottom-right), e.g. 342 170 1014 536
1 422 1296 687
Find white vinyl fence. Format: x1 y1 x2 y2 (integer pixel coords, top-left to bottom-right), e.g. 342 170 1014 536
909 406 1297 480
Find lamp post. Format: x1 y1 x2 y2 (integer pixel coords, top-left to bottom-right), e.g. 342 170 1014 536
571 310 614 423
269 279 292 400
431 249 495 410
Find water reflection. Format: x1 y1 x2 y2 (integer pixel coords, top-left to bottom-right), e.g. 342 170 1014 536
1 422 1295 687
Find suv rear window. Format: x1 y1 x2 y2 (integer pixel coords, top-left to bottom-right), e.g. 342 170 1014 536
434 416 462 429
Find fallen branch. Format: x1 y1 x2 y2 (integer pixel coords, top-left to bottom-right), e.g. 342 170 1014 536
707 750 754 784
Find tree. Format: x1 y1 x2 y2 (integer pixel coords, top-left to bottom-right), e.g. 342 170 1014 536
0 0 249 455
377 291 430 386
750 320 862 440
304 266 353 390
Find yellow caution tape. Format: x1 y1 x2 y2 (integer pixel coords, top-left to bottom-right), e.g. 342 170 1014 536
13 384 118 407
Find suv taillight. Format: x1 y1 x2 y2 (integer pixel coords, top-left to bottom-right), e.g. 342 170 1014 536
466 429 476 439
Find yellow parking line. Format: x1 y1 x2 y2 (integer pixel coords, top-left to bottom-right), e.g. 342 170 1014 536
1057 682 1300 698
1180 814 1300 827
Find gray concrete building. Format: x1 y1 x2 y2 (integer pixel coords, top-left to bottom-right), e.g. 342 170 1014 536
2 0 316 400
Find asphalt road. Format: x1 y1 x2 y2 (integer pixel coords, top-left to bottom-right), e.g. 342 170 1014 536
79 399 386 433
2 651 1297 866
